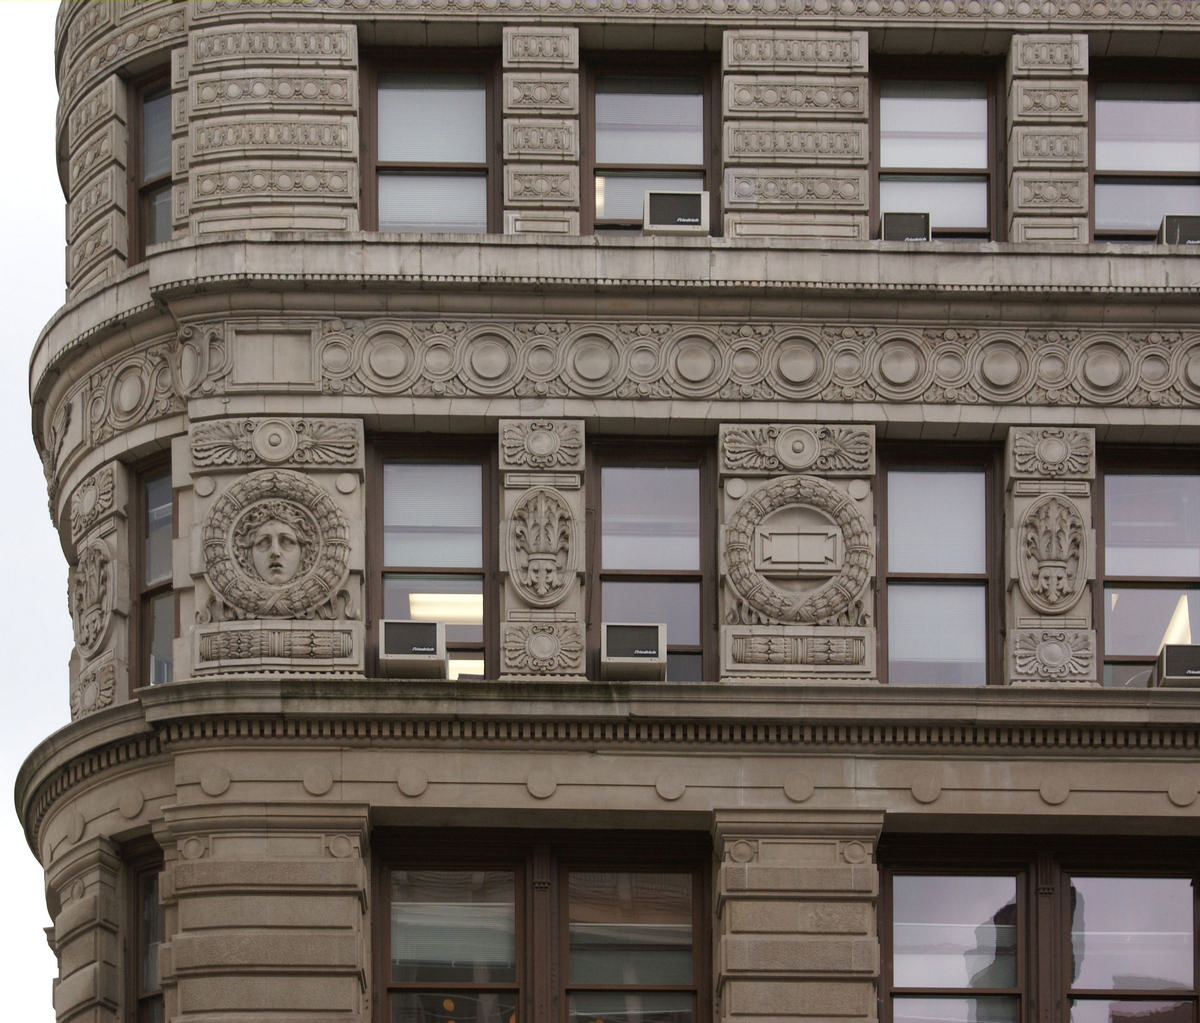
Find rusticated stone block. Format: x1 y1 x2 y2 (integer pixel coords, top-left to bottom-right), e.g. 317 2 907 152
1009 216 1087 243
727 900 872 935
503 25 578 68
1010 79 1087 122
503 72 579 115
723 863 878 894
504 210 580 235
723 978 875 1017
724 168 868 209
189 22 358 70
724 121 867 165
723 935 879 974
724 75 868 119
172 931 359 971
1010 125 1087 168
723 30 868 73
504 119 579 161
724 211 868 240
1011 171 1087 215
504 164 580 207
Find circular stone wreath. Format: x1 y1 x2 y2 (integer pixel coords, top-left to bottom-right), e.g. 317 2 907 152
725 475 872 624
202 469 350 618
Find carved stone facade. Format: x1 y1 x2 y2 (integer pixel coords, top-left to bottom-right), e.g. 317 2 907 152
21 4 1200 1023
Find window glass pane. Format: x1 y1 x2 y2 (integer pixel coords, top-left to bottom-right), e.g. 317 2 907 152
1096 83 1200 172
893 875 1017 989
879 177 989 231
1072 1001 1193 1023
893 997 1018 1023
146 186 172 246
391 992 517 1023
596 77 703 166
667 652 703 683
384 464 482 568
889 471 985 574
602 582 700 646
391 871 516 983
1104 662 1159 689
378 73 486 164
148 592 173 686
569 992 693 1023
1104 587 1200 657
569 872 693 985
602 468 699 570
1070 877 1194 990
888 584 987 685
1095 181 1200 234
880 81 989 169
139 872 162 995
384 575 483 646
144 472 172 586
379 175 488 233
595 173 705 222
1105 475 1200 576
142 89 171 182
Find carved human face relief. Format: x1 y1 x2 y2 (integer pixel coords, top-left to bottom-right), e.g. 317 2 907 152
251 519 303 584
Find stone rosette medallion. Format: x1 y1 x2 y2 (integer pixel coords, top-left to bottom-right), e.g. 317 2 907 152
202 468 350 619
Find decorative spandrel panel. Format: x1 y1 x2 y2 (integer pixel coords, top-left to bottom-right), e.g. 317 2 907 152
719 424 876 681
186 415 365 677
1005 426 1097 686
499 419 586 679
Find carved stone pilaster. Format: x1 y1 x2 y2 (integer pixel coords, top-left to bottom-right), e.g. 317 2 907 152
502 28 580 234
719 424 876 682
185 416 366 678
1007 35 1089 241
1005 426 1098 686
722 31 868 240
498 419 586 679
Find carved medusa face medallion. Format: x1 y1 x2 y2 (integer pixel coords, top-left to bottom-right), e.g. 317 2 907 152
202 469 350 619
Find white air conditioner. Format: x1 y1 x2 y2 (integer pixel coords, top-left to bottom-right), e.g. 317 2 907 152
379 620 448 679
882 212 931 241
1157 215 1200 245
1153 644 1200 687
643 191 710 236
600 622 667 681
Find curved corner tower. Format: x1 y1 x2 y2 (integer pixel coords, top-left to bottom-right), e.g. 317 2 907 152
19 2 1200 1021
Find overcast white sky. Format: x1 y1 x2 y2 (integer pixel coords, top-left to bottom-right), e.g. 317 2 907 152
1 3 83 1016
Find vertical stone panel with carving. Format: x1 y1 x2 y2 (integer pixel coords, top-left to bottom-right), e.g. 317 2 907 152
1005 426 1097 685
722 30 870 241
499 419 586 678
719 424 876 681
186 415 366 677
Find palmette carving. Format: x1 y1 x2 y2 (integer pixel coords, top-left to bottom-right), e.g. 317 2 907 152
70 658 116 720
503 623 584 674
201 469 352 620
1013 630 1094 680
509 489 575 607
500 420 583 471
70 465 116 543
721 424 873 475
1010 427 1094 479
191 418 360 468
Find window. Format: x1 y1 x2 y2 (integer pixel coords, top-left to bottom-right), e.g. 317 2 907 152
881 452 996 685
591 445 714 681
876 74 997 238
1093 77 1200 241
138 466 173 687
370 61 497 232
378 446 495 678
1099 463 1200 687
588 67 711 232
132 78 171 260
377 830 709 1023
124 842 164 1023
883 839 1200 1023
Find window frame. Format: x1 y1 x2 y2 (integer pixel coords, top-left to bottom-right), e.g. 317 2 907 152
1090 61 1200 243
370 438 498 679
582 56 719 235
871 60 1005 241
362 52 502 234
134 460 174 693
878 446 1002 686
373 829 711 1023
129 71 172 263
587 439 717 682
1095 450 1200 687
123 838 164 1023
881 836 1200 1023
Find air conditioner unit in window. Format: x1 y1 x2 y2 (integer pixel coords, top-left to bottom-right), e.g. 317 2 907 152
882 212 931 242
379 620 448 679
643 191 709 236
1157 215 1200 245
600 622 667 681
1153 644 1200 687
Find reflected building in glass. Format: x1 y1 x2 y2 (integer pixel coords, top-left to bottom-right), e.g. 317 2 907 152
15 3 1200 1023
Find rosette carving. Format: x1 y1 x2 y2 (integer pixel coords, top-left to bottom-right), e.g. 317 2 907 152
500 419 583 470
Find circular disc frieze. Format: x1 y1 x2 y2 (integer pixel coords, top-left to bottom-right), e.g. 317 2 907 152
463 333 520 394
872 336 932 401
1072 338 1135 404
769 336 831 397
563 334 625 395
974 337 1034 401
664 335 725 396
